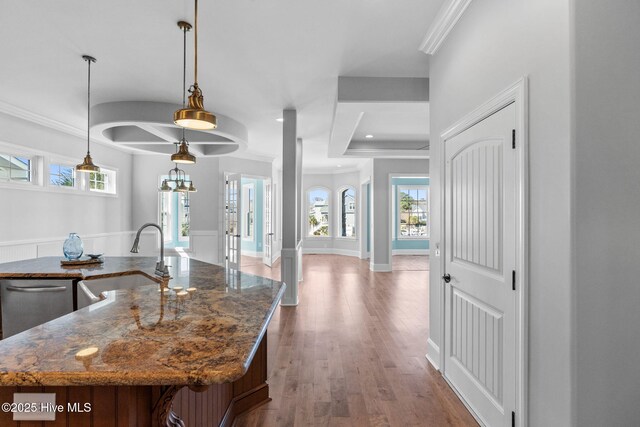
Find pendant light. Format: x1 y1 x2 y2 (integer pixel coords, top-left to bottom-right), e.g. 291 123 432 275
171 21 197 164
173 0 217 130
76 55 100 173
158 164 197 193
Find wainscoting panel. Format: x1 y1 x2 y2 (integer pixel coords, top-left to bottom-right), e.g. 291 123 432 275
450 288 503 402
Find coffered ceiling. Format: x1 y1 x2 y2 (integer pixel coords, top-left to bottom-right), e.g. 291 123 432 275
0 0 443 169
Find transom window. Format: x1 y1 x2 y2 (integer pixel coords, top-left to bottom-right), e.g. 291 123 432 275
398 186 429 238
89 168 116 194
339 187 356 238
0 154 31 183
308 188 330 237
49 164 75 187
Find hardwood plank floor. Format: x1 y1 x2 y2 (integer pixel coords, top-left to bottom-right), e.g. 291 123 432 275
235 255 478 427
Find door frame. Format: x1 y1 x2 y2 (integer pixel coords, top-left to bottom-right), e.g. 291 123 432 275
439 77 528 426
221 172 273 268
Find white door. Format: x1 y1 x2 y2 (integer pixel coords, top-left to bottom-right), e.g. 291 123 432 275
225 173 242 271
263 179 274 266
444 103 517 426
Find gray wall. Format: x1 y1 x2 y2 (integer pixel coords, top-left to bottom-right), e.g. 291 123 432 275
0 113 133 242
371 159 429 268
574 1 640 425
428 0 572 425
132 154 220 233
132 153 272 264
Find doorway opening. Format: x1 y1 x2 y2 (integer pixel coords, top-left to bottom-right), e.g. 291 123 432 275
224 173 274 272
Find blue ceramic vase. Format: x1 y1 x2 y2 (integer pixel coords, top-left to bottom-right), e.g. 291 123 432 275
63 233 83 260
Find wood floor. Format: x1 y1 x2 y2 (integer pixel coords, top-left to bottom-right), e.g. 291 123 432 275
235 254 478 427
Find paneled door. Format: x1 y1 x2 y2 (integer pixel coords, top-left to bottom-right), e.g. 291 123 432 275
225 173 242 271
263 179 274 267
444 103 517 426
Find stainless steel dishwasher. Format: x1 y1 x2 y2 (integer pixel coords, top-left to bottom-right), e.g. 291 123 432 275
1 279 74 339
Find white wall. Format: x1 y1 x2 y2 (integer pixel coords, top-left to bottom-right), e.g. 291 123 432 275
428 0 572 425
573 1 640 425
371 159 429 270
0 113 133 262
303 171 361 257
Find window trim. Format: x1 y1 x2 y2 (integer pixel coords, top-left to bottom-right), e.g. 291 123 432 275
397 184 429 240
306 186 332 239
47 162 78 190
158 175 191 250
0 151 39 187
87 168 117 195
336 185 357 240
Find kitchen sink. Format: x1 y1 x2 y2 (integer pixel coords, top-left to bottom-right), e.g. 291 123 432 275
77 274 160 309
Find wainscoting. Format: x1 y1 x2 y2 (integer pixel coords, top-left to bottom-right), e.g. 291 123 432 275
0 230 219 265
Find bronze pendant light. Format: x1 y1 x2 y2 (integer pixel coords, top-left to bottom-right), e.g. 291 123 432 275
172 21 197 164
76 55 100 173
173 0 217 130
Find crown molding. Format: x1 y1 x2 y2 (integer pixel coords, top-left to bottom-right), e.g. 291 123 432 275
0 100 132 154
419 0 474 55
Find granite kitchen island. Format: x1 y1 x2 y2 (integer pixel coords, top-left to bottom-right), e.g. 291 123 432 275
0 256 285 426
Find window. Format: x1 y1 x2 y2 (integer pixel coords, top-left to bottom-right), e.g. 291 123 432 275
159 180 190 248
242 183 255 240
308 188 330 237
339 187 356 238
398 186 429 238
49 164 75 187
89 168 116 194
0 154 32 183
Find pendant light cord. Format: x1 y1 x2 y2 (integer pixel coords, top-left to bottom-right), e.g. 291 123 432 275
182 22 187 142
86 58 91 155
194 0 198 86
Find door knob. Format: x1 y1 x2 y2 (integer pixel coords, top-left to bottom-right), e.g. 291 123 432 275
442 274 452 283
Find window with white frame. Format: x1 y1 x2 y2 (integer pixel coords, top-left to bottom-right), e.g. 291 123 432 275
398 185 429 238
0 154 32 183
339 187 356 238
49 164 75 188
242 182 255 240
159 181 190 248
308 188 330 237
89 168 116 194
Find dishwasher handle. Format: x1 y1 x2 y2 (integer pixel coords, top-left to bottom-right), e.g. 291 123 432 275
6 285 68 293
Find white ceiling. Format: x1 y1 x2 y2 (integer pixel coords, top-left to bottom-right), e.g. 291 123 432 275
0 0 443 169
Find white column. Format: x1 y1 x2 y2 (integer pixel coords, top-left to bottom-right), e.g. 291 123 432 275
296 137 303 282
280 109 299 306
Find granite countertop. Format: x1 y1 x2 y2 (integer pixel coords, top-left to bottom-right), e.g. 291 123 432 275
0 256 285 387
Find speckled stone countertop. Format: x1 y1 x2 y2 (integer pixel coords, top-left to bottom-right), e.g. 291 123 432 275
0 256 285 387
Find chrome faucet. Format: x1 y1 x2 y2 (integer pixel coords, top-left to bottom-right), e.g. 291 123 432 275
130 223 171 278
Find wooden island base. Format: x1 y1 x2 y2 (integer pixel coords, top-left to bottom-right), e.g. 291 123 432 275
0 337 268 427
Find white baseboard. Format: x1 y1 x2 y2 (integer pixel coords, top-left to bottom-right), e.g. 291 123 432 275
370 263 392 272
302 247 360 258
392 249 429 255
359 251 370 260
272 250 281 264
426 338 441 370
